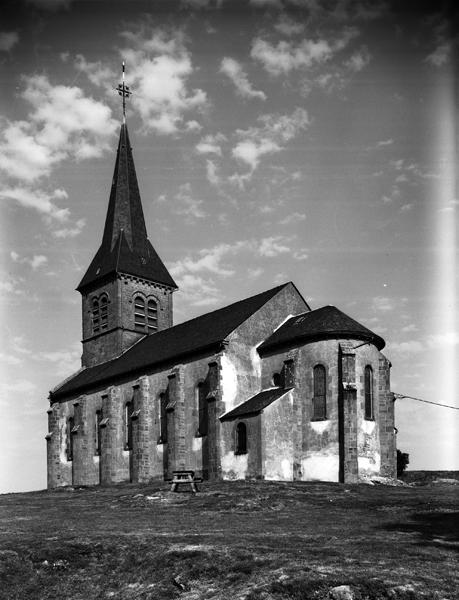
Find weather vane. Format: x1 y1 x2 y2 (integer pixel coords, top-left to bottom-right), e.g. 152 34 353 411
116 61 132 123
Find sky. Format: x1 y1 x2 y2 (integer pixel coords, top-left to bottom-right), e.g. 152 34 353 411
0 0 457 494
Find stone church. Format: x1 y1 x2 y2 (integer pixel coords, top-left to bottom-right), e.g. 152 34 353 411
46 122 396 488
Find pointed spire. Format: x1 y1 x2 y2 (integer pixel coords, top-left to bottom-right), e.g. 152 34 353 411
101 124 148 254
77 123 177 292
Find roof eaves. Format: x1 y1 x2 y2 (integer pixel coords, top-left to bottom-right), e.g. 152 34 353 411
50 339 226 403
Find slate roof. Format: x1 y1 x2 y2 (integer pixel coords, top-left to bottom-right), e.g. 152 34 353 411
220 387 293 421
77 124 176 291
258 305 385 354
50 283 290 403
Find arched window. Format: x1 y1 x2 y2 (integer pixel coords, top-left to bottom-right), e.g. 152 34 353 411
124 402 133 450
134 296 146 331
272 372 282 387
100 295 108 330
92 298 100 334
147 299 158 332
159 392 167 443
312 365 327 420
94 410 102 456
364 366 374 420
197 382 208 436
235 422 247 455
66 416 74 461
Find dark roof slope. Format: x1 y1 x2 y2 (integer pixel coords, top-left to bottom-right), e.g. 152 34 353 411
258 305 385 354
220 387 293 421
78 124 176 291
51 283 290 402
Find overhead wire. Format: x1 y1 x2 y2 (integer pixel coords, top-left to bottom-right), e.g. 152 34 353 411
393 393 459 410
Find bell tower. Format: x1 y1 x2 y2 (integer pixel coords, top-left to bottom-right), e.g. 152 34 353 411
77 65 177 368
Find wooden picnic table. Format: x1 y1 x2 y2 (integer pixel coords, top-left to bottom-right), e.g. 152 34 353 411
170 470 202 493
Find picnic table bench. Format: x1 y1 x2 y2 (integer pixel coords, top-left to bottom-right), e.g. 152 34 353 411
169 470 202 493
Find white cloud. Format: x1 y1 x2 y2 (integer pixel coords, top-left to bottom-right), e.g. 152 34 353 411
0 186 70 222
279 212 306 225
74 55 115 88
371 296 395 312
258 236 291 257
0 31 19 52
11 252 48 270
233 138 281 171
248 267 264 278
293 249 309 260
37 345 80 377
174 273 222 307
251 27 359 76
425 43 451 67
196 133 227 156
231 107 309 178
206 159 220 186
52 218 86 238
0 353 22 366
274 15 305 36
400 203 413 213
173 183 206 220
220 57 266 100
0 74 117 183
345 46 371 71
401 324 418 333
171 242 239 278
376 138 393 147
120 26 207 134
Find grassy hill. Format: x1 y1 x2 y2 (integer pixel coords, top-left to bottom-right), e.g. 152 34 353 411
0 479 458 599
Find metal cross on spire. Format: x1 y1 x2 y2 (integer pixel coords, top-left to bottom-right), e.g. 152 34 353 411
116 61 132 123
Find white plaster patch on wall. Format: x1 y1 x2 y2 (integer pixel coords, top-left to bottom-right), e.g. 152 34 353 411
250 345 262 378
93 455 100 464
59 411 67 463
309 420 330 434
157 443 164 456
361 419 376 435
192 436 202 452
221 451 248 480
220 355 239 410
281 458 292 480
302 454 339 482
358 453 381 476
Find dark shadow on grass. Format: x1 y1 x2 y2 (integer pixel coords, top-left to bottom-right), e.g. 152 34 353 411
382 511 459 549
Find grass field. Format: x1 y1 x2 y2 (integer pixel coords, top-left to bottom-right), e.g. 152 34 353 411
0 478 457 599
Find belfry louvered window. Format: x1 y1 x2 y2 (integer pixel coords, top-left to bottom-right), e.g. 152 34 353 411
92 295 108 334
147 299 158 331
134 296 146 331
92 298 100 333
134 296 158 332
100 295 108 330
312 365 327 420
364 366 374 420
